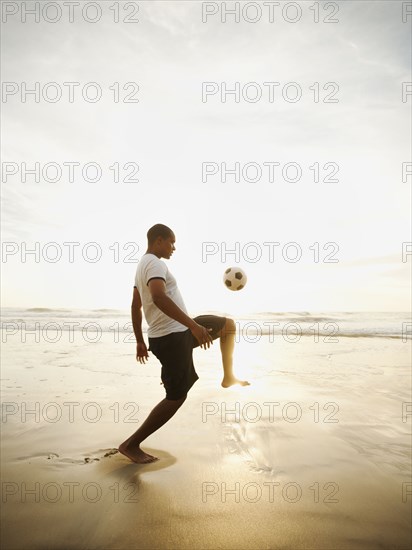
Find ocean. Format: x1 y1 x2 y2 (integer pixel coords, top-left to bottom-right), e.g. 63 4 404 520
1 308 410 341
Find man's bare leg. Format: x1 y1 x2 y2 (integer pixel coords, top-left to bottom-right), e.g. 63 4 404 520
218 318 250 388
118 395 187 463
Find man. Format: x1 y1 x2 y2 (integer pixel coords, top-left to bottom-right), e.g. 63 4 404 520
118 224 249 464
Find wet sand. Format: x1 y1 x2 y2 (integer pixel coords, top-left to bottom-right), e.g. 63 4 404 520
1 332 411 549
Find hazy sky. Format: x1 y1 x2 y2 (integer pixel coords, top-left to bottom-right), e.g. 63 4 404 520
1 1 411 313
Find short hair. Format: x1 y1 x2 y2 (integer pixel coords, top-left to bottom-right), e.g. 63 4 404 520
147 224 174 245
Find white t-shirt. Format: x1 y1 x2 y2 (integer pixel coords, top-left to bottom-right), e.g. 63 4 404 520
134 253 189 337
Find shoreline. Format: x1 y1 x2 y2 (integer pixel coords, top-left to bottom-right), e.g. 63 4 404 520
1 333 411 549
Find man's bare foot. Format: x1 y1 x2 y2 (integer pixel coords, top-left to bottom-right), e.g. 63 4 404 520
118 442 158 464
221 376 250 388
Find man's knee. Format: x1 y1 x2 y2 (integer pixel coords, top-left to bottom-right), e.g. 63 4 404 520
166 394 187 405
218 317 236 342
225 318 236 332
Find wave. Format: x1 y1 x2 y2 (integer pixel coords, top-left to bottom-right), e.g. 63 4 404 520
1 309 410 339
0 322 409 340
26 308 58 312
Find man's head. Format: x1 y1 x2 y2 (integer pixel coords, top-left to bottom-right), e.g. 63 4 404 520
146 224 176 259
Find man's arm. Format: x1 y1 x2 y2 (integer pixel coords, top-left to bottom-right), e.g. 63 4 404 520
131 286 149 363
131 286 145 343
148 279 213 348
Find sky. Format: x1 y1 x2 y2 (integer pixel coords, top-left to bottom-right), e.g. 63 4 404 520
1 0 411 313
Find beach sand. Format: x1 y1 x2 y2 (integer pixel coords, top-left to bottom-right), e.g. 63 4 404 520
1 331 411 549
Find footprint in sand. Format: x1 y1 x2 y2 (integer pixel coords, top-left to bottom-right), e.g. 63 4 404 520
47 452 59 460
83 448 119 464
18 449 119 465
103 449 119 458
17 452 60 462
84 457 99 463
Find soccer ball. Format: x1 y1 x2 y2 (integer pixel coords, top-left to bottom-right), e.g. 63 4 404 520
223 267 247 291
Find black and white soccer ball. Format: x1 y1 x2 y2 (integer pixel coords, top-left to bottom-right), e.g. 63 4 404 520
223 267 247 291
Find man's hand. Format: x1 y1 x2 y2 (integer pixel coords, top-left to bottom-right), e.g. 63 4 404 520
190 323 213 349
136 342 149 364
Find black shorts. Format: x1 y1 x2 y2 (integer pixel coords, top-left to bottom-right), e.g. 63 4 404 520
148 315 227 400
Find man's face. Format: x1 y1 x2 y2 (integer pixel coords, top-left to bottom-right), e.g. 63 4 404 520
160 234 176 259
